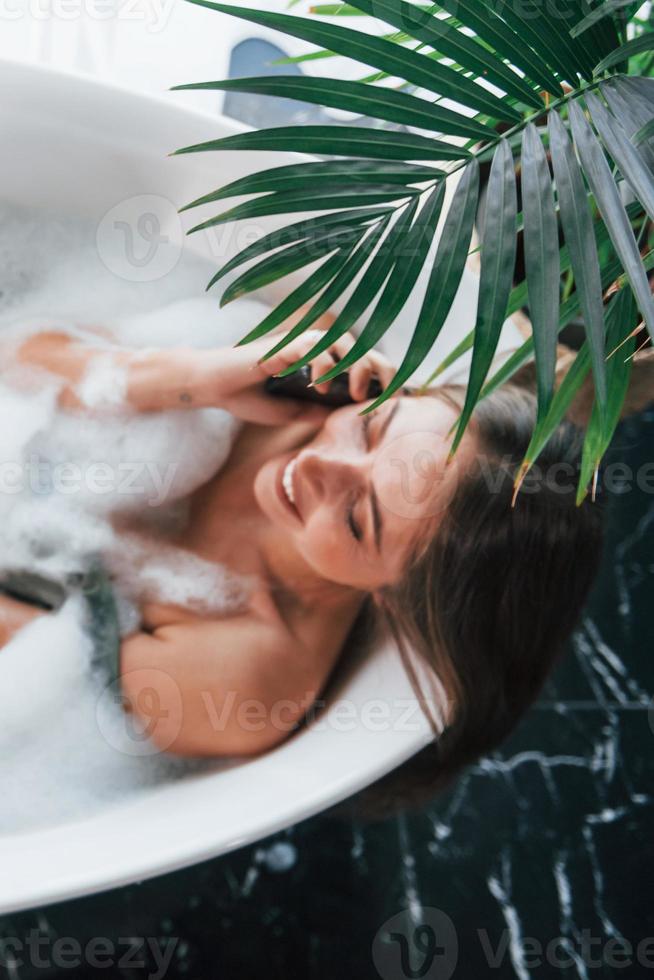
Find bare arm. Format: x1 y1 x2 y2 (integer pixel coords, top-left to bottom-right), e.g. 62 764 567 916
0 591 335 756
7 307 393 425
119 609 329 757
8 305 339 418
12 330 210 414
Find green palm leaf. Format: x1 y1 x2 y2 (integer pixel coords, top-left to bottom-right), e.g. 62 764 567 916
480 246 654 402
569 0 618 66
427 198 646 383
181 161 442 214
595 31 654 73
229 247 358 339
265 200 420 369
521 122 561 422
174 0 652 489
586 89 654 222
548 109 607 416
571 0 640 38
602 79 654 170
519 2 595 82
512 288 635 503
205 207 389 290
244 216 393 348
617 75 654 109
343 0 544 109
433 0 562 94
173 75 494 141
634 118 654 147
576 288 638 504
513 343 591 499
449 140 518 458
174 125 470 162
184 0 520 121
219 225 366 306
569 99 654 342
186 184 420 236
310 184 447 387
366 159 480 409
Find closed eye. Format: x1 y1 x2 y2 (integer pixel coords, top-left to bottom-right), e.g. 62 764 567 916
362 412 374 450
346 413 377 544
346 499 362 543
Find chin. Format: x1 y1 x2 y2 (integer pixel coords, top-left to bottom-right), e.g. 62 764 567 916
252 458 279 525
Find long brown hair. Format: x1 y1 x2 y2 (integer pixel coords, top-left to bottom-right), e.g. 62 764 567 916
350 381 605 816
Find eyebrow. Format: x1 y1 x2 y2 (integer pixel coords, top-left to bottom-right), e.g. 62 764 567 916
370 399 401 553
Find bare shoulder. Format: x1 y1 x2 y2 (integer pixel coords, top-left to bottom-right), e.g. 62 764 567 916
120 596 339 758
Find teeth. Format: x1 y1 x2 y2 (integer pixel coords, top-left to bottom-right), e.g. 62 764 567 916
282 457 298 507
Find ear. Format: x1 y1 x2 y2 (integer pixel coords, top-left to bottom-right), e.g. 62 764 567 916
370 589 385 610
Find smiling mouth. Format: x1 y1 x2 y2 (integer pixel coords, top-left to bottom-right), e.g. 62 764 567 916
282 457 298 508
276 453 302 522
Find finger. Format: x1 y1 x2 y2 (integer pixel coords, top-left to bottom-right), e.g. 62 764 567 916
310 351 339 395
231 391 330 427
257 398 331 428
330 332 356 362
368 352 396 390
257 329 327 378
349 360 373 402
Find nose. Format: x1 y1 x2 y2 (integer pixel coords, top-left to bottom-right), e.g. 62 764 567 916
296 449 362 503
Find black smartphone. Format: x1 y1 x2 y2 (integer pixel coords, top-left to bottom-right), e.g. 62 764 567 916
264 365 383 408
0 570 68 610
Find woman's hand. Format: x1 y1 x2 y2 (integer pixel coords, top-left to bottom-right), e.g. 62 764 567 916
198 325 396 427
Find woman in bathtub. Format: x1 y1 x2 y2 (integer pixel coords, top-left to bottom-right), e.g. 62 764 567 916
0 308 603 803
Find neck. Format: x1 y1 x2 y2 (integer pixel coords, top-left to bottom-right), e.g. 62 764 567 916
256 516 364 619
192 419 364 621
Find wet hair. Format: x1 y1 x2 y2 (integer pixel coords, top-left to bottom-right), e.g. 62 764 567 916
349 381 605 816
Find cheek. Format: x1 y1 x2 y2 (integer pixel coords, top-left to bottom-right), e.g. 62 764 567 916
296 511 353 582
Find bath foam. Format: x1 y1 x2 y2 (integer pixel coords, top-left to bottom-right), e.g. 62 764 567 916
0 317 253 609
108 533 256 618
0 595 201 834
0 201 271 830
75 353 129 411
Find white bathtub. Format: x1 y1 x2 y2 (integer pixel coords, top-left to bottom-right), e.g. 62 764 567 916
0 59 523 913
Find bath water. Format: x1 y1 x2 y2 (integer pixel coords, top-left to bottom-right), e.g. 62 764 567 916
0 201 272 833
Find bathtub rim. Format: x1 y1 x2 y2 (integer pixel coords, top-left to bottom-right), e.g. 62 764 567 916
0 56 441 913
